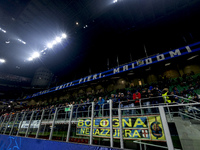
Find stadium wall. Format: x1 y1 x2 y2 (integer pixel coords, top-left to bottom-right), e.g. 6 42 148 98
0 134 120 150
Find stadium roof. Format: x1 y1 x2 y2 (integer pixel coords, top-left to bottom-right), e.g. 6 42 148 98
0 0 200 82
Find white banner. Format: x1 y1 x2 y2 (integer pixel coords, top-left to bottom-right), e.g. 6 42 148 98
20 120 41 129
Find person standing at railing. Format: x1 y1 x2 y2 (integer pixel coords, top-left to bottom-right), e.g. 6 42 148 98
151 87 160 113
78 99 84 117
104 95 110 116
84 98 90 117
93 98 99 117
162 89 171 103
111 94 118 115
120 93 129 115
132 90 141 114
98 97 105 117
141 89 149 114
72 101 77 118
169 91 179 114
127 91 133 115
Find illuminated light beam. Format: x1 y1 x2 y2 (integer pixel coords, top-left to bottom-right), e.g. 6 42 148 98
0 28 6 33
18 39 26 44
0 59 6 63
28 57 33 61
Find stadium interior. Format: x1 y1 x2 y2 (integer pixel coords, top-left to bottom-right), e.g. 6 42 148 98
1 0 200 150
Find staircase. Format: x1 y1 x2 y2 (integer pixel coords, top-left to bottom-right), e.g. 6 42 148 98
169 111 200 150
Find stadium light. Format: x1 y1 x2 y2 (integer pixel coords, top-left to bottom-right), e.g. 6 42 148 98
52 40 57 45
113 0 118 3
55 37 62 43
32 52 40 58
47 43 53 48
0 59 6 63
28 57 33 61
61 33 67 39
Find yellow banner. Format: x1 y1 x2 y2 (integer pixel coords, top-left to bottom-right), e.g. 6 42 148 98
148 116 165 141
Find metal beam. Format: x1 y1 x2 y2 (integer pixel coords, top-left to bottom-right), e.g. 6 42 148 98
3 114 12 134
9 113 18 135
89 102 94 145
49 108 58 140
109 100 113 147
36 110 45 138
16 112 26 136
25 111 35 137
159 106 174 150
66 105 73 142
118 107 124 149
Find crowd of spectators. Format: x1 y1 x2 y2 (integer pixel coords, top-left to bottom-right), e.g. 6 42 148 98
1 72 200 117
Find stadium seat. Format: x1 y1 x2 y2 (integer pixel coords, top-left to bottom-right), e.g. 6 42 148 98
84 139 88 144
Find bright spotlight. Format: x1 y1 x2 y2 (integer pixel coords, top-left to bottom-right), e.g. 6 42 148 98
61 33 67 39
47 43 53 48
113 0 118 3
32 52 40 58
0 59 6 63
52 40 57 45
28 57 33 61
55 37 62 43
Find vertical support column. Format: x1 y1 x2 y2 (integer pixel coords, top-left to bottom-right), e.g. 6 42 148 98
10 113 18 135
159 106 174 150
118 107 124 149
49 108 58 140
36 110 45 138
3 114 12 134
140 99 144 115
140 140 142 150
0 115 7 132
89 102 94 145
102 104 104 117
166 103 172 121
25 111 35 137
66 105 74 142
16 112 26 136
109 100 113 147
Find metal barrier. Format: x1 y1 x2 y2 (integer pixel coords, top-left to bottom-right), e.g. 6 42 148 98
0 97 200 150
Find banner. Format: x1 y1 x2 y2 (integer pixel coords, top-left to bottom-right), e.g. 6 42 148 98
24 41 200 99
20 120 40 129
76 115 165 141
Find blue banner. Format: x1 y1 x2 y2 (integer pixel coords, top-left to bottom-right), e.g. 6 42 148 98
0 134 120 150
24 41 200 99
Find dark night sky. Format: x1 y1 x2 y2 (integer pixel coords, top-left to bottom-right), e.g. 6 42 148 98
0 0 200 83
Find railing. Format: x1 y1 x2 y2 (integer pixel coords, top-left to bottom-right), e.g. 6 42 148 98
0 96 200 150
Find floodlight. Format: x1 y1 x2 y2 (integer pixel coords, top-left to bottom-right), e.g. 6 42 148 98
113 0 118 3
28 57 33 61
55 37 62 42
61 33 67 39
0 59 6 63
52 40 57 45
32 52 40 58
47 43 53 48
